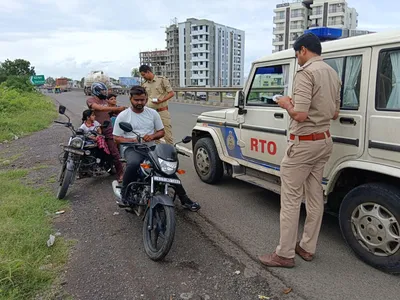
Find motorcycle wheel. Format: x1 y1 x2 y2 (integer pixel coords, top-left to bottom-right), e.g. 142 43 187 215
57 168 73 199
143 204 176 261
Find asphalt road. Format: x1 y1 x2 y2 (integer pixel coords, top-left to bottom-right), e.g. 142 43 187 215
51 91 399 300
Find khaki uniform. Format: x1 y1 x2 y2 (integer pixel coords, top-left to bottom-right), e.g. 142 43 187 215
142 75 174 144
275 56 341 258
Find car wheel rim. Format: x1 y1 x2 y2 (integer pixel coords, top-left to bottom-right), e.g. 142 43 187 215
351 202 400 256
195 147 210 176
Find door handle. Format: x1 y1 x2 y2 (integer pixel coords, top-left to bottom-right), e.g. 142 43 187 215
340 117 356 125
274 113 284 119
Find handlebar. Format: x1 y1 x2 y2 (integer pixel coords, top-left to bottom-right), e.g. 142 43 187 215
54 121 66 125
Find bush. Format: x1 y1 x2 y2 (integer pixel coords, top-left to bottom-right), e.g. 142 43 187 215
0 87 57 142
0 75 35 93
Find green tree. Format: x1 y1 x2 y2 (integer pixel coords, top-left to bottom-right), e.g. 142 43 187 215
131 68 140 77
80 77 85 87
0 59 36 77
46 77 55 86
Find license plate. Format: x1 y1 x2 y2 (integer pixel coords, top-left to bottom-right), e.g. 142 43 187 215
153 176 181 185
63 146 84 155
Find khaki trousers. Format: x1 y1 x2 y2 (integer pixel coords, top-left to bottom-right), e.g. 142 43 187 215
275 135 333 258
158 110 173 145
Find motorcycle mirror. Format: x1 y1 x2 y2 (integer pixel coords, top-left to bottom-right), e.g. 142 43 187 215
58 105 66 114
182 136 192 144
119 121 133 132
102 120 110 128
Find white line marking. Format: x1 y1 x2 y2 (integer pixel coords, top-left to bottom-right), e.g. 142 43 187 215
192 114 200 117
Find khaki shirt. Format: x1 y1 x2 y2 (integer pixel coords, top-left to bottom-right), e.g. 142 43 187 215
141 75 173 110
290 56 341 136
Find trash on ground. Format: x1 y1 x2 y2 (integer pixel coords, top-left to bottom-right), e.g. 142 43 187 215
47 234 55 247
283 287 292 294
113 212 120 216
55 210 65 215
234 270 241 275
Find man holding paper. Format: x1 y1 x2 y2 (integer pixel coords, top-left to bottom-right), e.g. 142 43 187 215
139 64 175 145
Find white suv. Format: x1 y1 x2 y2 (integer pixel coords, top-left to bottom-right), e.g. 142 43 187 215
191 30 400 274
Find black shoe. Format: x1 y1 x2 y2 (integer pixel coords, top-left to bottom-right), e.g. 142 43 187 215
180 195 201 212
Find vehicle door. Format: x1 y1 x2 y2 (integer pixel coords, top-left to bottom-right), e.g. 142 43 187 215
366 45 400 168
321 48 371 178
238 58 296 170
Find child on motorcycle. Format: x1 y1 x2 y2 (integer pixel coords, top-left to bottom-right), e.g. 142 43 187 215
107 94 120 128
79 109 110 156
80 109 102 140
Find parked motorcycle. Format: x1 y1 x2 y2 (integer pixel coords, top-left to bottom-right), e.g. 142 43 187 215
112 121 191 261
55 105 114 199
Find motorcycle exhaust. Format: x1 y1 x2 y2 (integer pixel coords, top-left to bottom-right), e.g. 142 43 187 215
112 180 122 199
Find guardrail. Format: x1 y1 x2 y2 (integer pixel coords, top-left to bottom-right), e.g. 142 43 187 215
68 87 243 103
173 87 242 102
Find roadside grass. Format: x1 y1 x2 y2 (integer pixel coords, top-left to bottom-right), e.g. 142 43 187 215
0 169 69 299
0 88 56 142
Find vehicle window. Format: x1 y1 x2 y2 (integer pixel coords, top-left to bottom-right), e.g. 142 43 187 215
324 55 362 110
246 64 289 106
376 49 400 110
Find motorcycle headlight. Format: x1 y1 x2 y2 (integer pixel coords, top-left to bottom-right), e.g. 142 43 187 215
70 137 83 149
158 158 177 175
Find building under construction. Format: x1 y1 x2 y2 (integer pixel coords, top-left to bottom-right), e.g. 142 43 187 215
165 20 180 87
139 50 168 78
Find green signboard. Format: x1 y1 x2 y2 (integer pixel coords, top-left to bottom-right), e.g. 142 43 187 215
30 75 45 85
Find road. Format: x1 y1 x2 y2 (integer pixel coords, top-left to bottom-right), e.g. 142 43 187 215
52 91 399 300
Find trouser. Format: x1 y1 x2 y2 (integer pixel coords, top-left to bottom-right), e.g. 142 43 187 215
122 148 187 199
275 134 333 258
158 110 173 145
104 127 124 178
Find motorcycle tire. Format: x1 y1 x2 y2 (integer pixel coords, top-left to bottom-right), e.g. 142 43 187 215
143 205 176 261
57 168 73 200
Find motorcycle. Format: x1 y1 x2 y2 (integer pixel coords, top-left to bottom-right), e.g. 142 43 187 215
111 121 192 261
55 105 114 199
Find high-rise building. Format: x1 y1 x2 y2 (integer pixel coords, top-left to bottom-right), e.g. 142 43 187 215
176 18 245 87
272 0 366 53
139 50 168 77
165 19 180 87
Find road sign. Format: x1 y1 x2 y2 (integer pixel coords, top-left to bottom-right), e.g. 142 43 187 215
30 75 46 85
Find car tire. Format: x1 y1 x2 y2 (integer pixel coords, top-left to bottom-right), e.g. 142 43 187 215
339 182 400 274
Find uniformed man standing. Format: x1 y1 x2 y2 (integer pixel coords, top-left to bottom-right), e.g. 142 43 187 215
259 33 341 268
139 65 175 145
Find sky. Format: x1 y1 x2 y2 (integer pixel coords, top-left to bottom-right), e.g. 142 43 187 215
0 0 398 81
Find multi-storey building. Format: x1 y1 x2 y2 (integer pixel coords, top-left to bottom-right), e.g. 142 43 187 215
272 0 367 53
139 50 168 77
165 21 180 87
176 18 245 87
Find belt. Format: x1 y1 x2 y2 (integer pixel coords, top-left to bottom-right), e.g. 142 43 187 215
290 130 330 141
156 106 168 112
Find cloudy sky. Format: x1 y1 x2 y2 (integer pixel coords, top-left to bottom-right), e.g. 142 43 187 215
0 0 398 80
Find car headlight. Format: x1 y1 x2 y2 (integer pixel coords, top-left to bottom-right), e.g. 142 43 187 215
158 158 177 175
70 137 83 149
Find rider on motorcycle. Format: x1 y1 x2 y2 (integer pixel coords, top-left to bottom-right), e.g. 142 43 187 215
112 85 201 212
87 82 126 182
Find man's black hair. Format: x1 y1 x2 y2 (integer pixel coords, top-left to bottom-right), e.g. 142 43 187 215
139 64 152 73
293 32 322 55
107 93 117 100
129 85 147 97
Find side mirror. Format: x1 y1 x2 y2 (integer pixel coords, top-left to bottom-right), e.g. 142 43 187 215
235 91 247 115
102 120 110 128
119 121 133 132
59 105 66 114
182 136 192 144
